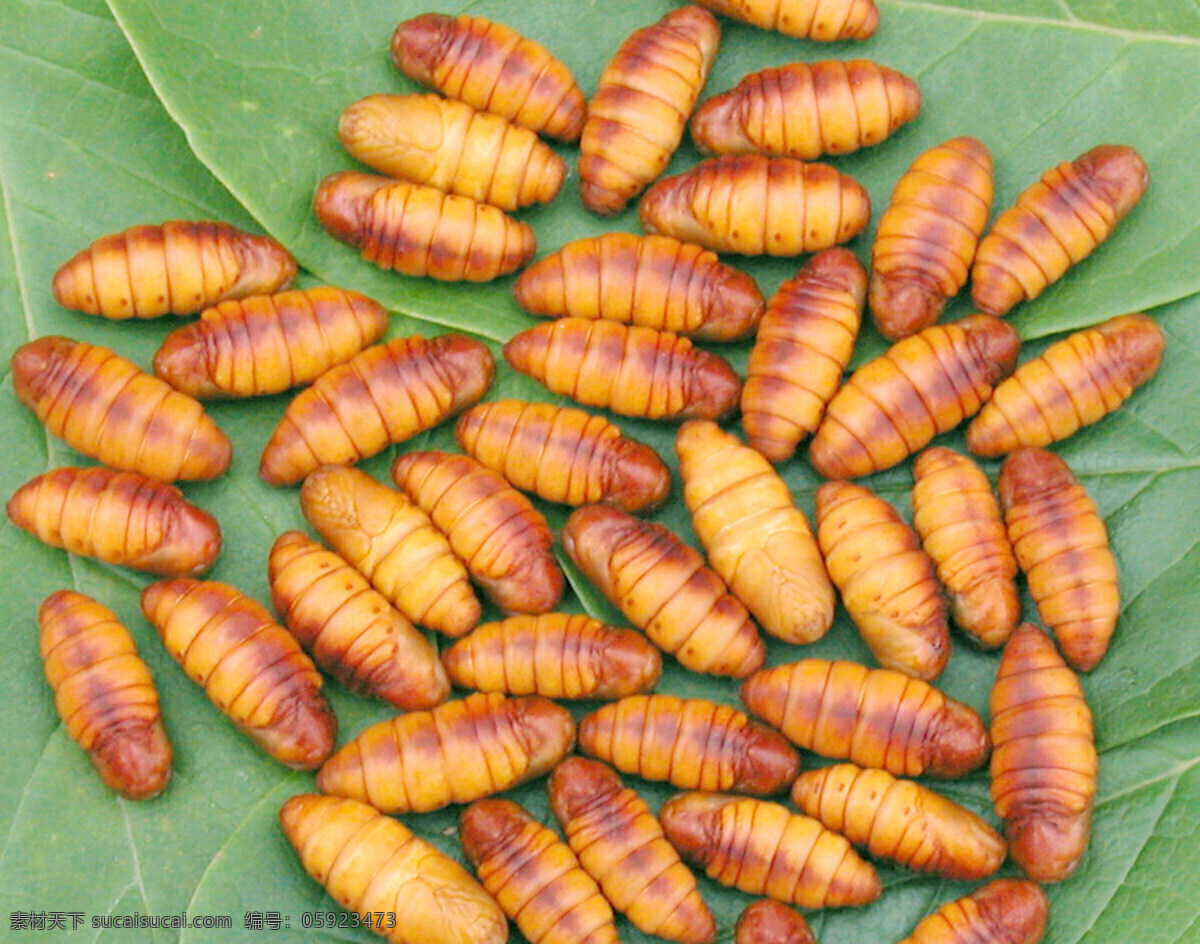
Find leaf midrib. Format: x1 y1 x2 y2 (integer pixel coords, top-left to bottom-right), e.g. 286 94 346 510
103 0 514 345
886 0 1200 46
0 128 82 880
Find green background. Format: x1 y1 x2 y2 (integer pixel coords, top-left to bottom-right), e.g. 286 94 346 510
1 0 1198 941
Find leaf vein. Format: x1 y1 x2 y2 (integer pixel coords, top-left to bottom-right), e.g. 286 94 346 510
1075 772 1187 943
180 776 308 942
882 0 1200 46
1096 754 1200 807
0 42 153 107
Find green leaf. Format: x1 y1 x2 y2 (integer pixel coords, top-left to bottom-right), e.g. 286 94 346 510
0 0 1198 943
893 0 1200 39
104 0 1200 346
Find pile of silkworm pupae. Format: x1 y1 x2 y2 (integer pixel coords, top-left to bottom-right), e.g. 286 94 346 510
8 1 1168 942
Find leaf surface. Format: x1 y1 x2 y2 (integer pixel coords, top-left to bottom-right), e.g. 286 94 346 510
0 1 1198 942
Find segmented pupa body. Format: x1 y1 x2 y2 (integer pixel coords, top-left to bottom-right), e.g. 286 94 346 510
911 446 1020 649
8 466 220 576
442 613 662 699
562 503 766 678
659 793 881 909
455 399 671 513
816 480 949 680
740 248 865 463
504 319 741 421
579 5 720 215
740 659 990 778
52 220 295 319
640 154 871 256
791 763 1006 880
141 578 335 770
967 312 1165 456
870 136 994 339
339 93 565 211
513 233 764 341
259 333 494 486
677 419 834 644
152 286 388 398
809 315 1020 479
391 13 587 141
267 530 450 710
299 465 482 638
579 694 800 794
314 171 536 281
392 451 563 615
12 336 231 482
990 624 1097 882
460 798 619 944
998 448 1119 672
280 794 508 944
549 757 716 944
692 60 920 160
690 0 879 41
896 879 1049 944
971 145 1149 316
39 590 172 799
317 692 575 814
